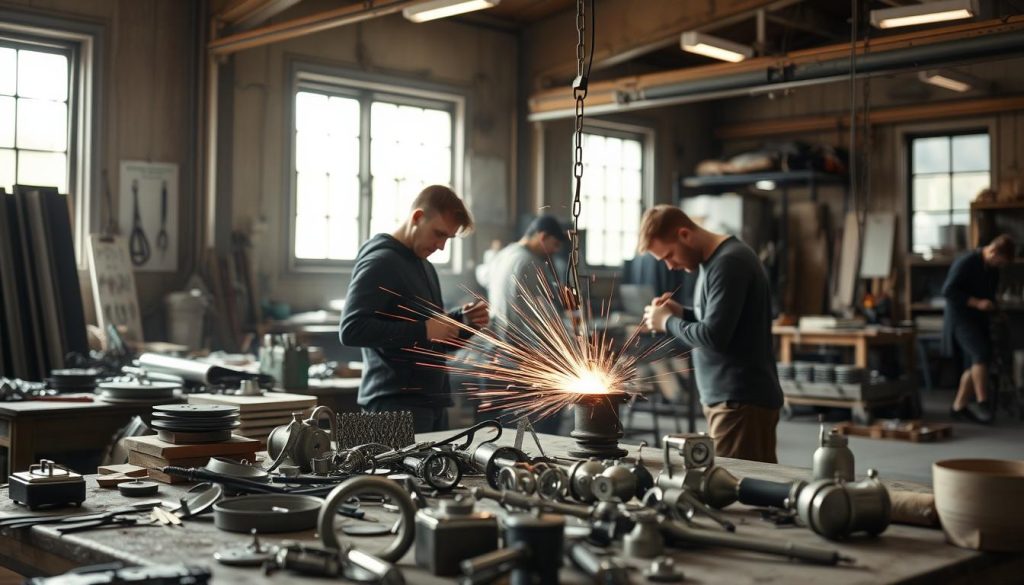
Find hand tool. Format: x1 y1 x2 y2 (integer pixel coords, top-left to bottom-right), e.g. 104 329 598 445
156 179 169 256
128 178 150 265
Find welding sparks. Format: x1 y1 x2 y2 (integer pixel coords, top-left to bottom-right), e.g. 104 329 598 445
377 260 688 423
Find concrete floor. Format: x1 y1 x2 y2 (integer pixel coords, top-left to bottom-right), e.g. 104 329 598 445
625 389 1024 487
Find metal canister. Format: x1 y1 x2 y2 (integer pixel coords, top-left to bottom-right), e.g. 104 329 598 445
812 424 855 482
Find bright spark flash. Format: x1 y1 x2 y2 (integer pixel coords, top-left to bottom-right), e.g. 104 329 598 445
376 261 688 423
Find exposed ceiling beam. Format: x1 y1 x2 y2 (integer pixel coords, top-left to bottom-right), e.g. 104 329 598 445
230 0 304 31
208 0 431 56
765 6 848 42
216 0 272 24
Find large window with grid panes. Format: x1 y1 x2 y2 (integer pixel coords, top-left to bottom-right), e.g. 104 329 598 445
290 71 463 268
908 131 990 254
574 125 650 268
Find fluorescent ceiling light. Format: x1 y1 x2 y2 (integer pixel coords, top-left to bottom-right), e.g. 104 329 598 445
755 180 777 191
918 69 978 92
403 0 500 23
870 0 977 29
680 31 754 63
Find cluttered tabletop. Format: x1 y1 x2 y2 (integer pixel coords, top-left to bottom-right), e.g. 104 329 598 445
1 419 1017 585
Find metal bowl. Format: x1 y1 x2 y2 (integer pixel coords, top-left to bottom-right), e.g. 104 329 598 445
213 494 323 533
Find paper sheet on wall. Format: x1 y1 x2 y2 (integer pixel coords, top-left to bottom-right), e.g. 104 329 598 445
87 234 144 343
859 212 896 278
119 160 179 272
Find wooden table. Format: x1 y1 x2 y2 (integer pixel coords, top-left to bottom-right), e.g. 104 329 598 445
773 325 917 371
292 377 360 414
0 430 1019 584
0 399 178 482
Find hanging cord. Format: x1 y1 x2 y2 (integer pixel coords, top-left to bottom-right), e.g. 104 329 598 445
566 0 595 311
848 0 859 235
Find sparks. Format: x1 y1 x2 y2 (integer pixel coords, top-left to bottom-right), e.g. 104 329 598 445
378 260 689 423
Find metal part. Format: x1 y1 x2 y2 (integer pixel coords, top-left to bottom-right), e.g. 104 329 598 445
566 541 629 585
644 556 684 583
661 487 735 532
460 513 565 585
267 407 335 473
118 479 159 497
568 459 607 503
9 459 86 509
813 422 855 482
319 475 416 563
499 466 537 495
204 457 268 481
472 486 593 520
336 410 415 450
213 494 322 533
415 496 499 576
795 469 891 540
569 394 628 459
401 449 463 492
214 528 279 566
656 465 739 510
736 476 805 509
623 509 664 559
537 466 570 501
662 433 714 471
177 482 223 518
473 442 529 489
265 543 405 585
660 518 851 565
24 564 212 585
591 464 637 503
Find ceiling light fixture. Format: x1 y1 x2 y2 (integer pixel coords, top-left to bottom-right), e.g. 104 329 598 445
680 31 754 63
403 0 500 23
917 69 979 92
869 0 977 29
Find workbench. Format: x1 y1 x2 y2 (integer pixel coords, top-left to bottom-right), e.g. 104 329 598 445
0 400 180 482
0 431 1018 584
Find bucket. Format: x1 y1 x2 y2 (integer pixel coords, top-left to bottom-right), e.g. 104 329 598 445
165 289 207 350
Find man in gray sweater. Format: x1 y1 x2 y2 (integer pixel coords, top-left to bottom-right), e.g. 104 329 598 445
639 205 782 462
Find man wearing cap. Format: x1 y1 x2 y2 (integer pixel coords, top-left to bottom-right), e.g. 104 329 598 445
487 214 568 432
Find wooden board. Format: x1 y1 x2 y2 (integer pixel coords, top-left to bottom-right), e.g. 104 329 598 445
25 188 65 370
121 433 260 459
0 191 31 377
87 234 144 343
187 392 316 413
835 420 953 443
13 186 51 378
42 190 89 356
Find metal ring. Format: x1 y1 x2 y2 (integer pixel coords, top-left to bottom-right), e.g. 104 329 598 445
319 476 415 563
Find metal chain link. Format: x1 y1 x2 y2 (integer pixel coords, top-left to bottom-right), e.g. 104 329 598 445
567 0 588 311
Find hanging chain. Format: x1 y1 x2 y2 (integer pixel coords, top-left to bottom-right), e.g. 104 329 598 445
566 0 588 312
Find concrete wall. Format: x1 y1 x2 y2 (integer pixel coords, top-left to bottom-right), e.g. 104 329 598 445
2 0 198 337
228 2 518 310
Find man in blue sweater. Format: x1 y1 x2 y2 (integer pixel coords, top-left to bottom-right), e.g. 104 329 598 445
639 205 782 463
340 185 489 433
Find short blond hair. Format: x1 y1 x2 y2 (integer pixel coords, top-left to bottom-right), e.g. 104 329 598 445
412 185 474 236
637 205 697 253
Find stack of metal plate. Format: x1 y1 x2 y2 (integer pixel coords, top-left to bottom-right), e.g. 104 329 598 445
777 362 794 381
793 362 814 383
813 363 836 384
98 380 180 404
151 404 241 444
45 368 100 393
835 365 863 385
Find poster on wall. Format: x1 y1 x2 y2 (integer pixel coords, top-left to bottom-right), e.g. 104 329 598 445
87 234 143 343
119 160 179 272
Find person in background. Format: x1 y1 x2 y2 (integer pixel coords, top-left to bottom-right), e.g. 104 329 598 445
487 214 568 433
639 205 783 463
943 234 1015 424
340 185 489 433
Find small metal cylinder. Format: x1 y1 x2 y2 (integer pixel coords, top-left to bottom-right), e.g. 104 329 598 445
569 393 628 459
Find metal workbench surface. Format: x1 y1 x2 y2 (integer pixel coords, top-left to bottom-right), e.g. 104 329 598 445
0 429 1017 584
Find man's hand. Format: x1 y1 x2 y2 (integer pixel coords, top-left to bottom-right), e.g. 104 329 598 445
652 292 684 317
425 317 460 343
462 301 490 329
643 301 676 333
972 298 995 312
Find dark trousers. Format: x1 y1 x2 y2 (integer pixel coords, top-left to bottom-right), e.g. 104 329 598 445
364 396 449 434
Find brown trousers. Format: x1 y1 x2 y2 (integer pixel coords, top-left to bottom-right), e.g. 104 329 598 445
702 401 780 463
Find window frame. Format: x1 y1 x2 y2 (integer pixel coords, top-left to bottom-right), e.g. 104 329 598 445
576 119 655 271
0 13 102 268
286 62 466 274
905 119 991 254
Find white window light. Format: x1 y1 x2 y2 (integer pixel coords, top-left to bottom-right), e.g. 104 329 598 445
403 0 500 23
869 0 977 29
918 69 981 93
680 31 754 63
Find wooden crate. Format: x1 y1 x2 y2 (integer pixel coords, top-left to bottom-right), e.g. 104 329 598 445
834 420 953 443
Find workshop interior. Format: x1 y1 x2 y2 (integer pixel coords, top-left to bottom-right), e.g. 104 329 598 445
2 0 1024 583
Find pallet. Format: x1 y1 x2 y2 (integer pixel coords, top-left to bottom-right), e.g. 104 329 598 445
834 419 953 443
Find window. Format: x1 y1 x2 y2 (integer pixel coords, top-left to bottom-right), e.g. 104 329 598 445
575 128 648 267
909 132 990 254
0 43 71 194
291 72 462 268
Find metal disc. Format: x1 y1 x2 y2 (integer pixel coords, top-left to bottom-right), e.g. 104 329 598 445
213 544 279 567
153 404 240 417
341 523 392 536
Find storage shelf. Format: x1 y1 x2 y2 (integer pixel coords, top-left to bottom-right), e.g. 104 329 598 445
681 170 847 190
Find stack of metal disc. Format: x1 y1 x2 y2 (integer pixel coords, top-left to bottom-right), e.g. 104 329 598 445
835 365 862 385
46 368 100 393
813 363 836 384
98 380 180 404
793 362 814 383
776 362 794 381
151 404 241 443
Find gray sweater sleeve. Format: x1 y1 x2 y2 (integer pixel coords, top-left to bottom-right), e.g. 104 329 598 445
666 256 751 352
339 250 427 348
